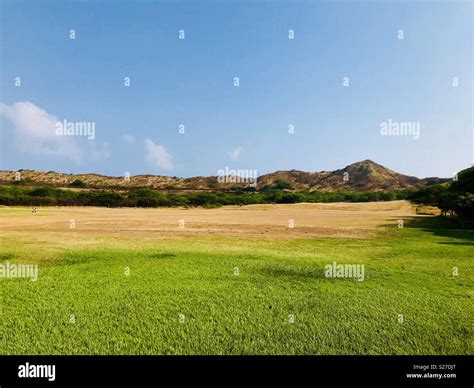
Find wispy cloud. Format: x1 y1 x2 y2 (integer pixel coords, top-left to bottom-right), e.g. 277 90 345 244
120 134 136 144
144 139 174 171
228 146 242 161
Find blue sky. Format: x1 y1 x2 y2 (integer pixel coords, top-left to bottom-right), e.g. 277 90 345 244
0 0 472 179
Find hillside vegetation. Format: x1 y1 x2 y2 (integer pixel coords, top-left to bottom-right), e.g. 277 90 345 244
0 160 449 192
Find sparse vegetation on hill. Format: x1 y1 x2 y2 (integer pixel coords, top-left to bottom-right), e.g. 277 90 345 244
0 160 450 192
257 160 449 191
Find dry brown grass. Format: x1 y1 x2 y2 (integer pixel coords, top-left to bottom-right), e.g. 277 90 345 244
0 200 422 239
415 205 441 216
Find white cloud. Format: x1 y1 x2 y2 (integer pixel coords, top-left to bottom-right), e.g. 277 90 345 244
228 146 242 161
0 101 82 162
0 101 111 164
144 139 174 171
120 134 136 144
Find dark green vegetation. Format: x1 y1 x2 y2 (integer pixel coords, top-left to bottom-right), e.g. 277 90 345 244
69 179 87 188
0 185 411 208
0 216 472 355
410 167 474 219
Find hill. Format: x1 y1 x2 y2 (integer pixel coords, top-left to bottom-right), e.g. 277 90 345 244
0 160 449 192
258 160 448 192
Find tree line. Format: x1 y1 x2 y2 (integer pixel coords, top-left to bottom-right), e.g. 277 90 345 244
408 167 474 219
0 184 410 208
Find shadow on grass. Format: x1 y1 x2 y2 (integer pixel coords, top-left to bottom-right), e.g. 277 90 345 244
0 253 16 262
257 265 326 280
52 250 178 266
438 241 474 246
147 252 177 259
384 215 474 243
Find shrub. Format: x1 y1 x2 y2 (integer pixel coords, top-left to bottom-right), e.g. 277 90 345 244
70 179 87 188
274 180 294 190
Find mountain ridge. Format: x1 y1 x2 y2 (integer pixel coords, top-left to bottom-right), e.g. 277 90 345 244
0 160 449 192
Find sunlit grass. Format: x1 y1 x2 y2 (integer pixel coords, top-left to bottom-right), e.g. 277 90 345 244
0 220 472 355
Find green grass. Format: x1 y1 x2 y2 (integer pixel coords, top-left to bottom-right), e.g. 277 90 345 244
0 222 472 355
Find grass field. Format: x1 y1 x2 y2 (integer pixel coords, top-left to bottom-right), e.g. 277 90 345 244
0 201 472 355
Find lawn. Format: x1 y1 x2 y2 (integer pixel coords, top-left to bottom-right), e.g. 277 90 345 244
0 208 472 355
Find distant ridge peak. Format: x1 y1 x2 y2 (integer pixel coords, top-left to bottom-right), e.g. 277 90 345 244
347 159 380 166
